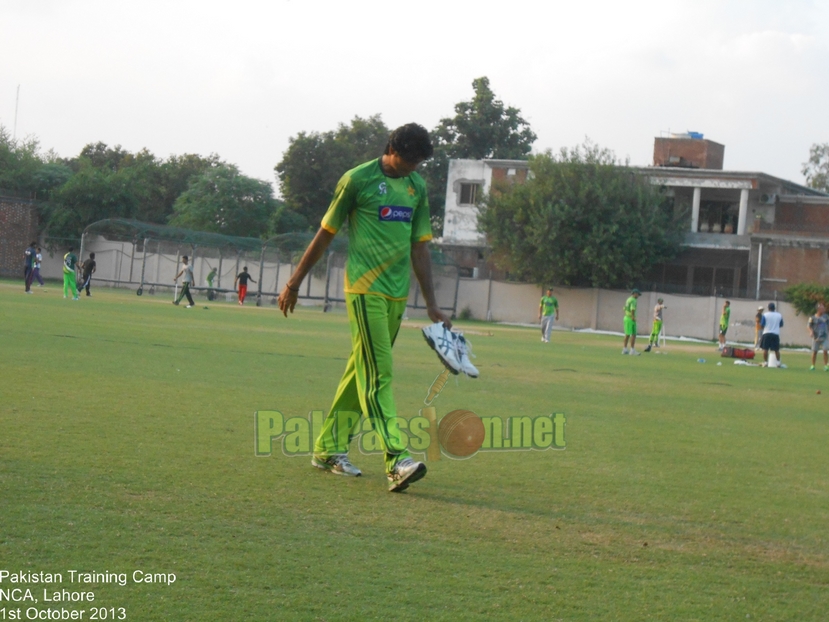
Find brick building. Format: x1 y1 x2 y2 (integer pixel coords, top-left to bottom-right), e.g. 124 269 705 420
439 135 829 299
639 134 829 298
0 194 40 278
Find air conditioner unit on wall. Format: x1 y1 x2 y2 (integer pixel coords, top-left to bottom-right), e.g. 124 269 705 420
759 193 777 205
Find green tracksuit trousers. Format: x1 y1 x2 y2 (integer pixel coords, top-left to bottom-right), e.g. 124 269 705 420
314 293 411 473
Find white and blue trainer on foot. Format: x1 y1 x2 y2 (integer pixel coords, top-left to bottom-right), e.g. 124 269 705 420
312 454 362 477
388 457 427 493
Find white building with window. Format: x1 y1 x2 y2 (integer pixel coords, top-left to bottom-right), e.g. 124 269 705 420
438 139 829 296
441 159 529 246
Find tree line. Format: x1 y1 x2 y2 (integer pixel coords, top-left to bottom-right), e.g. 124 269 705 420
4 75 827 289
0 130 281 240
0 77 535 241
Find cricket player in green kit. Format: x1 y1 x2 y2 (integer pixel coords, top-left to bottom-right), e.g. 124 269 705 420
622 288 641 355
277 124 451 492
63 247 80 300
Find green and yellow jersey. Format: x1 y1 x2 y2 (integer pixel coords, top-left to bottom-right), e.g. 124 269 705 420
63 252 78 274
540 295 559 316
624 296 638 319
720 307 731 328
321 158 432 300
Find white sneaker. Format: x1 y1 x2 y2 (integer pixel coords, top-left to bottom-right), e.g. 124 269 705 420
629 349 641 356
622 348 629 355
312 454 362 477
387 457 427 492
422 323 463 374
454 333 479 378
186 305 193 308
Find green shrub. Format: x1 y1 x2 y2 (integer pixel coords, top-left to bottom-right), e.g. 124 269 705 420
784 282 829 315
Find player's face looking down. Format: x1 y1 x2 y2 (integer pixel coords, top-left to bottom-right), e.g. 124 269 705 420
382 148 423 177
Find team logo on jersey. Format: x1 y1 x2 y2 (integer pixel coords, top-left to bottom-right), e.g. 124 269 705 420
379 206 413 222
378 182 387 196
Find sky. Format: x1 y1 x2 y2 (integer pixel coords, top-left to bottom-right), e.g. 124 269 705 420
2 0 828 192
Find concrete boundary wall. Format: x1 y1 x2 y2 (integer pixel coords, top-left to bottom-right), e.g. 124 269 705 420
43 236 810 346
46 237 460 312
455 279 810 347
40 237 331 301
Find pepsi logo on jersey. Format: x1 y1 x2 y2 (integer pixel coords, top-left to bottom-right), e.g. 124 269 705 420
378 206 413 222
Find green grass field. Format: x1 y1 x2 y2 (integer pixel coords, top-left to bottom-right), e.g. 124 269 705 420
2 279 828 621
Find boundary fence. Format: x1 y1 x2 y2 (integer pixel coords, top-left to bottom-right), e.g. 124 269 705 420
42 219 462 315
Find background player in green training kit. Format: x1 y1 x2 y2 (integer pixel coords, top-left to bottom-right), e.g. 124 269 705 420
63 247 80 300
622 288 641 355
538 288 559 343
644 298 666 352
206 265 218 300
277 123 451 493
718 300 731 351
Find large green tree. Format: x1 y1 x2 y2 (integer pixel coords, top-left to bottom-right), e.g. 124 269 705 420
161 153 223 214
44 143 225 237
275 115 390 228
46 144 162 238
802 143 829 192
478 141 685 288
0 126 66 197
422 77 537 231
169 164 279 237
45 162 141 238
4 131 271 239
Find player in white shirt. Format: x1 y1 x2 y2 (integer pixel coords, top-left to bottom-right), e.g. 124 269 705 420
759 302 784 366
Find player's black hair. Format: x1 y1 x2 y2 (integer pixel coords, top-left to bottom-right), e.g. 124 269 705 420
768 302 775 311
385 123 434 162
90 252 95 259
725 300 730 305
243 266 248 271
182 256 188 261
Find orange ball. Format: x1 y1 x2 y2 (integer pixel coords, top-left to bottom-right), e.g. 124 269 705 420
439 409 485 458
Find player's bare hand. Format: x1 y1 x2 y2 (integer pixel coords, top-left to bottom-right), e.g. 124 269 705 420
278 285 298 317
428 306 452 330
